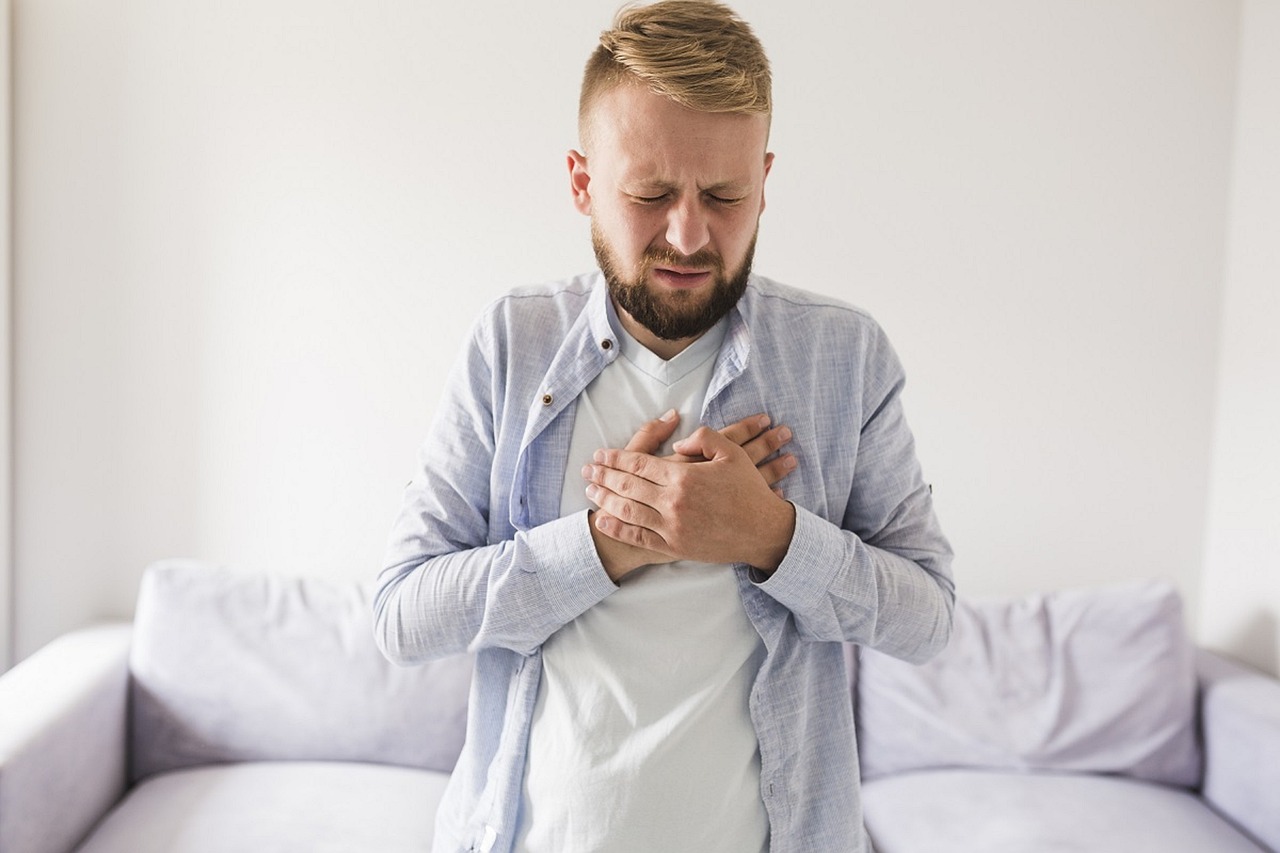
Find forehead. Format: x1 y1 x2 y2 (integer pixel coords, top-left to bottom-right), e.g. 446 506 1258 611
584 83 770 182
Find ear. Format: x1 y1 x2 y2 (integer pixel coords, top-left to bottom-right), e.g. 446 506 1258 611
759 152 775 215
567 150 592 216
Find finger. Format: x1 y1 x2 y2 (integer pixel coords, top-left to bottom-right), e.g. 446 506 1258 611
591 448 671 485
593 509 671 552
585 482 664 531
717 413 771 449
583 461 663 508
740 424 793 468
756 453 797 487
593 511 672 561
670 425 742 463
624 409 681 455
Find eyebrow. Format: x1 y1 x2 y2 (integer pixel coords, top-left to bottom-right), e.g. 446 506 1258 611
626 179 751 195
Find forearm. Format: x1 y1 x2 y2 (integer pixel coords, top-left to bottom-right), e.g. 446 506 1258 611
758 501 954 663
374 511 616 663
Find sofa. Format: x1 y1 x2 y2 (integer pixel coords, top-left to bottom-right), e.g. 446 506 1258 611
0 560 1276 853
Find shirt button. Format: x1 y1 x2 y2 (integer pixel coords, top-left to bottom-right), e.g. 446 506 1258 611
541 393 553 406
601 339 613 351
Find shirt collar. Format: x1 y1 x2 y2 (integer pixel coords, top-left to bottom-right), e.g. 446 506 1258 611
615 313 729 386
586 271 758 424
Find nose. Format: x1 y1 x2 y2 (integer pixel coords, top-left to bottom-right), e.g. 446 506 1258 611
664 197 711 257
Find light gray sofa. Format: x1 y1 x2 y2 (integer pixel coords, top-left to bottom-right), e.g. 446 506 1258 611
0 560 1276 853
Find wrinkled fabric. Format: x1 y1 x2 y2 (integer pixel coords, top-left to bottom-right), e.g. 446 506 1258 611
376 272 955 853
858 581 1201 786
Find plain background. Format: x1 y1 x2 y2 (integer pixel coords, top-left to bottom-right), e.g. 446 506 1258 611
6 0 1278 675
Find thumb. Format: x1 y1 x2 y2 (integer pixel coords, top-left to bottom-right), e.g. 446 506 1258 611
624 409 681 454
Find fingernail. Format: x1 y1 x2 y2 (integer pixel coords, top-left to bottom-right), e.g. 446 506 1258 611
782 454 797 470
757 414 771 429
581 464 594 480
660 408 678 422
778 426 792 442
596 514 611 532
585 484 600 502
593 449 606 463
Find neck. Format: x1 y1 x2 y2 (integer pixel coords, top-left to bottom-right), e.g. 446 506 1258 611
613 301 701 360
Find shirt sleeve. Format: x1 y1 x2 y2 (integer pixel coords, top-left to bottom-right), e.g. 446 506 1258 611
755 321 955 664
372 320 617 664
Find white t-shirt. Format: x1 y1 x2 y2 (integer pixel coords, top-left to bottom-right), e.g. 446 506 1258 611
515 317 769 853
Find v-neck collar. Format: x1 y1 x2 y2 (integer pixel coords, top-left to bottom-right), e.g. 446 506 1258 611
611 310 730 387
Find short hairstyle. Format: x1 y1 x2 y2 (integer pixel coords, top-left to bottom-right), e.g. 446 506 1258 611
579 1 771 139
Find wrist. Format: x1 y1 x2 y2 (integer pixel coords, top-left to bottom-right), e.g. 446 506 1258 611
748 499 796 575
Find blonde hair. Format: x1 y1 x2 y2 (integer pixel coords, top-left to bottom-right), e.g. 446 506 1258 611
579 0 771 137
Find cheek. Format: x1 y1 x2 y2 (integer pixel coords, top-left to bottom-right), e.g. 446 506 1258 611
717 211 760 259
599 208 660 260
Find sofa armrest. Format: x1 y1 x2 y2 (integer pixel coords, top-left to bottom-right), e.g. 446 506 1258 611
1197 648 1280 851
0 623 133 853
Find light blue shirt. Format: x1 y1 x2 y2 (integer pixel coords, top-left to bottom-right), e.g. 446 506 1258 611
375 271 955 853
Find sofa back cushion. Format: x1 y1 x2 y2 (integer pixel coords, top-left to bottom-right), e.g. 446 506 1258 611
856 580 1201 787
129 560 471 781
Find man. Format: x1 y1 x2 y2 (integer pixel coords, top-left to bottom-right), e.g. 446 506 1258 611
375 2 954 851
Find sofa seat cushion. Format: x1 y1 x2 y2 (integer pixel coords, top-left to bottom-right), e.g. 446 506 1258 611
74 761 450 853
861 769 1265 853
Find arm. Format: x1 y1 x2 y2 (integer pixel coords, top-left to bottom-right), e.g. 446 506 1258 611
759 359 954 663
584 323 953 663
374 323 797 663
374 328 614 664
0 623 132 853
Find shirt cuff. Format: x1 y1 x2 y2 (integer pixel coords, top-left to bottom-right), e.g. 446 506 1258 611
753 503 848 614
521 509 618 625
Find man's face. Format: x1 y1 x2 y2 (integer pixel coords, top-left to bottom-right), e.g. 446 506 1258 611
569 83 773 352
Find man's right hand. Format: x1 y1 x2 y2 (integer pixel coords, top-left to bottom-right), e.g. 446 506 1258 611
590 410 795 582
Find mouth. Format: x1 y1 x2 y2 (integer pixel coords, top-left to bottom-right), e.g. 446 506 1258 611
651 266 713 289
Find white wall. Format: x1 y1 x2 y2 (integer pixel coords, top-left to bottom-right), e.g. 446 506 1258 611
1 0 11 667
11 1 1245 660
1201 0 1280 676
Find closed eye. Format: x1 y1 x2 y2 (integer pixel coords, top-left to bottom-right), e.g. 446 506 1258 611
630 193 669 204
627 191 746 206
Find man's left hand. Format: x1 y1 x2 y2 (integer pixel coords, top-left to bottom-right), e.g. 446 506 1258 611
584 426 796 572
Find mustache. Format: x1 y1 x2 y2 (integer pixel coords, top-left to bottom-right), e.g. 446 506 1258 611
642 245 725 272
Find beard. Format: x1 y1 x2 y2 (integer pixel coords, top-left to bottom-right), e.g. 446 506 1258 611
592 222 756 342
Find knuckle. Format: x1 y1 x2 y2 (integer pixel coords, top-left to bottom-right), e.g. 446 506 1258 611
667 490 690 515
632 456 654 479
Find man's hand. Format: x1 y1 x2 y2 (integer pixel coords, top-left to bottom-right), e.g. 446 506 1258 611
587 415 797 577
589 411 795 582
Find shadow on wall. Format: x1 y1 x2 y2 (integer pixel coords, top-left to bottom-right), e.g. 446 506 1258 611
1224 611 1279 675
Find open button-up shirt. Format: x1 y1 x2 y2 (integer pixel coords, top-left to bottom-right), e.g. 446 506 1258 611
375 271 955 853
